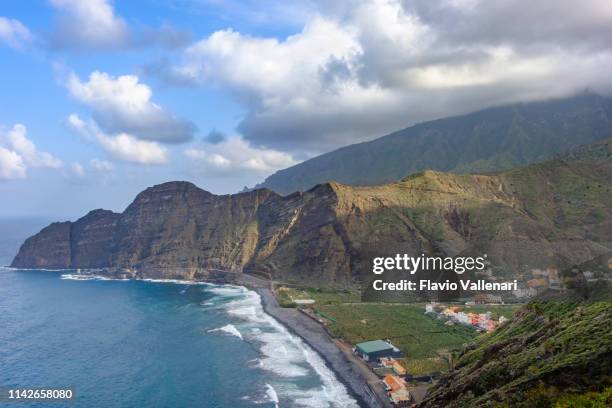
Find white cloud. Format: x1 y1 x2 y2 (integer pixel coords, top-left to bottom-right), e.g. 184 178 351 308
166 0 612 154
2 124 63 168
0 124 62 180
49 0 129 50
70 162 85 177
184 136 296 176
67 114 168 165
0 17 32 49
67 71 195 143
0 147 26 180
90 158 113 172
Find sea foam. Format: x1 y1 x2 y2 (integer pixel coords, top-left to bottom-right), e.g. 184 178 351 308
208 324 243 340
265 384 280 408
208 285 359 408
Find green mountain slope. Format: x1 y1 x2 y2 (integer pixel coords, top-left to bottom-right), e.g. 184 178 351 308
258 94 612 195
420 256 612 408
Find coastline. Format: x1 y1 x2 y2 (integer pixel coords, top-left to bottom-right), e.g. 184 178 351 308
5 267 384 407
256 287 384 408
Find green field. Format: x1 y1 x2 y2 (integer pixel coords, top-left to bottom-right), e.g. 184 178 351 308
279 287 523 375
318 302 477 375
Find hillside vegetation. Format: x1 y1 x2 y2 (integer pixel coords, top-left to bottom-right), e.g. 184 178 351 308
258 93 612 195
420 259 612 408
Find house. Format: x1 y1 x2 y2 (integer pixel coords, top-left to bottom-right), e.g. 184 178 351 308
383 375 411 406
527 278 548 289
469 313 479 326
531 268 548 277
513 287 538 298
474 294 503 304
485 320 497 332
389 389 411 406
381 357 407 376
392 360 406 376
356 340 402 361
383 375 405 392
456 311 470 324
547 268 561 289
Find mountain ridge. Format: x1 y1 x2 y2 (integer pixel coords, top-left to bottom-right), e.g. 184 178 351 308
11 139 612 293
257 93 612 195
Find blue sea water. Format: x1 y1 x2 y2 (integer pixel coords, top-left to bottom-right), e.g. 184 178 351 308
0 269 358 408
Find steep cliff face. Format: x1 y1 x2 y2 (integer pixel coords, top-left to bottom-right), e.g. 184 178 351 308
11 221 72 268
109 181 274 275
71 209 121 268
11 140 612 287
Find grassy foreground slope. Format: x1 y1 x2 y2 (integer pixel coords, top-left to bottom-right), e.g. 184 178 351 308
420 269 612 407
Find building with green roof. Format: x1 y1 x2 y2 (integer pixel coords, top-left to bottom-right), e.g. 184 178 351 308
355 340 402 361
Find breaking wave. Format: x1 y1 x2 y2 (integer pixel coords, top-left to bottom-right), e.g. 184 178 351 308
265 384 280 408
208 324 243 340
207 285 359 408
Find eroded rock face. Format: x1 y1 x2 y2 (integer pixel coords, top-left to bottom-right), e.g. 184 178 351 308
12 222 72 269
71 209 121 268
110 181 273 274
10 140 612 286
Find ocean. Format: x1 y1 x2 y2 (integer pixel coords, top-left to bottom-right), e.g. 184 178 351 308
0 269 358 408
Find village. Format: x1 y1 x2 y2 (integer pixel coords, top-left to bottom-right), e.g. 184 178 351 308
425 298 509 333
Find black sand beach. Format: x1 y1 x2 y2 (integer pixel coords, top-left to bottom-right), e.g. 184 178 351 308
256 288 386 408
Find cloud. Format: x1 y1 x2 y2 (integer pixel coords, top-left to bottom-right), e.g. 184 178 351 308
184 136 296 177
2 124 63 168
203 129 226 144
47 0 191 51
0 147 26 180
0 124 62 180
0 17 32 49
137 24 193 49
165 0 612 154
67 114 169 165
67 159 113 179
48 0 129 50
70 162 85 177
66 71 196 143
90 158 113 172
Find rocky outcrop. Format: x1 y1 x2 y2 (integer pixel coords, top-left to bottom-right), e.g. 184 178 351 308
11 140 612 287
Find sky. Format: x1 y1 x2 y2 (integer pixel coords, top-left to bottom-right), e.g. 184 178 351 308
1 0 612 219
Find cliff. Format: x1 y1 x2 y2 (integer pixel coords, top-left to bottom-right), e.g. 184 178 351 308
11 140 612 288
